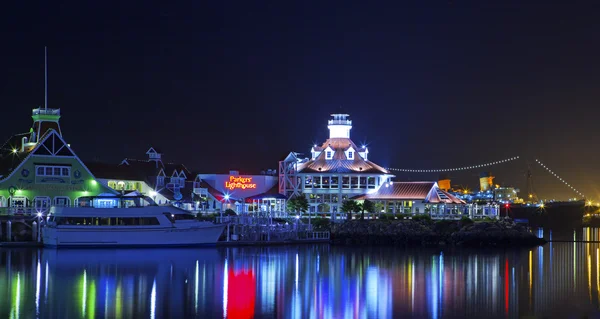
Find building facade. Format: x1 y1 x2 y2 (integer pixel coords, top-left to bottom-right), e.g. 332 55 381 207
0 108 114 214
86 147 202 210
278 113 499 220
279 114 394 220
195 170 285 215
354 181 498 219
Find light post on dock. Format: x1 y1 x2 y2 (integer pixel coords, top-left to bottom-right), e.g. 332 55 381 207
37 212 42 242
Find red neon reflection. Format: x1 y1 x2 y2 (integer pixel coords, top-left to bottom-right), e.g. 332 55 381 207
505 258 509 316
227 269 256 319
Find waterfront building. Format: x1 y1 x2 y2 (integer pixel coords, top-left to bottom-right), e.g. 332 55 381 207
494 186 522 204
86 147 201 210
479 172 495 192
354 181 498 218
0 107 114 213
195 170 286 215
278 113 498 220
279 113 393 220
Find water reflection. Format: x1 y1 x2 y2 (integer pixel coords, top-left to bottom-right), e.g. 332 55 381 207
2 238 600 318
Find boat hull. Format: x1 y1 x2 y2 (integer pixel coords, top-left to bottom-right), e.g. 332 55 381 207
42 224 226 248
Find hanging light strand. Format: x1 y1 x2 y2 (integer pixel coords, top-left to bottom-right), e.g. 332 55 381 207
535 159 584 198
386 156 520 173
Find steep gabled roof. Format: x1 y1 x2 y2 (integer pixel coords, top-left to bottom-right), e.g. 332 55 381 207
299 137 387 174
85 162 149 181
119 158 163 179
429 188 465 204
0 132 32 177
146 147 163 155
312 138 367 153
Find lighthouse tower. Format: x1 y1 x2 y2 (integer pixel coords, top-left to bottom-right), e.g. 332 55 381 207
23 47 63 150
327 113 352 138
29 108 62 143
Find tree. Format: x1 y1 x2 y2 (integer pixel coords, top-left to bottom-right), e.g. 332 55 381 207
361 199 375 220
296 196 309 215
374 201 384 218
287 195 308 217
341 200 361 220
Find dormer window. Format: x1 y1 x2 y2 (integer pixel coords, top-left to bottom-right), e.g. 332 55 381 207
326 151 332 159
348 151 354 159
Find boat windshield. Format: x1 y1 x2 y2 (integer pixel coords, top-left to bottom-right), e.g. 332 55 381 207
76 195 158 209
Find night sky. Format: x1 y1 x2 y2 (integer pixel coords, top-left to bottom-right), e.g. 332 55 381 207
1 1 599 200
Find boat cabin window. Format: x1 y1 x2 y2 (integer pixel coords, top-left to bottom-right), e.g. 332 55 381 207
54 216 160 226
75 196 157 208
172 213 197 221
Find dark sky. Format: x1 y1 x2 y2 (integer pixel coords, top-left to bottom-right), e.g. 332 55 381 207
1 1 599 200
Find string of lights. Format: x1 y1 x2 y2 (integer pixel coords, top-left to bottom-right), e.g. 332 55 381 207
386 156 520 173
535 159 584 198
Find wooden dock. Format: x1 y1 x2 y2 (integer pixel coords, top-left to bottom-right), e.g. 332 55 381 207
217 238 330 246
0 241 43 248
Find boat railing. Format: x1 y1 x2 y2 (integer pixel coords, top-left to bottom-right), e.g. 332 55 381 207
215 213 290 225
0 207 47 216
299 231 330 240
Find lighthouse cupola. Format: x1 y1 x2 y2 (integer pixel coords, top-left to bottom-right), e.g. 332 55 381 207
327 113 352 139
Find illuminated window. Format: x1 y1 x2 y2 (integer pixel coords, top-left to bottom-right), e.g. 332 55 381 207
157 176 165 187
326 151 332 159
35 165 71 177
348 151 353 159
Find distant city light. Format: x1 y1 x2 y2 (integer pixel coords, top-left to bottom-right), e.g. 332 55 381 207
12 149 17 154
224 194 230 200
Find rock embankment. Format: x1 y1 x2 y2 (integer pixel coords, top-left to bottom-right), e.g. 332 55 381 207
330 219 546 247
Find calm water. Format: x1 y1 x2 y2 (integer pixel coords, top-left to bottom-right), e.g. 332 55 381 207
2 229 600 318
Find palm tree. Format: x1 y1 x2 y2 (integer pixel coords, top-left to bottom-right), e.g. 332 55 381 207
374 201 384 218
361 199 375 220
341 200 361 220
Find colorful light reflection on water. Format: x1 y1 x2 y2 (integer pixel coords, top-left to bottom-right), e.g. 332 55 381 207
2 231 600 317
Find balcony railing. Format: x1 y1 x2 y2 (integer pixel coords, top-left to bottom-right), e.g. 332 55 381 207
0 207 49 216
32 108 61 115
327 119 352 125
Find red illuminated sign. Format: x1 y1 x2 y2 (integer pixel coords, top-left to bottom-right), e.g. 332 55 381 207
225 176 257 190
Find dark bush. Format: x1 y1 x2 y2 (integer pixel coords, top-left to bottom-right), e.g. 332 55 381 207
311 217 332 231
412 214 432 222
225 209 237 216
460 216 474 226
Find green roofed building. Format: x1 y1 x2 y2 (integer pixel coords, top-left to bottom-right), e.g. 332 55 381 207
0 107 115 214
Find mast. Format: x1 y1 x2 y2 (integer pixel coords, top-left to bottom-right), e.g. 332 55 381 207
45 46 48 110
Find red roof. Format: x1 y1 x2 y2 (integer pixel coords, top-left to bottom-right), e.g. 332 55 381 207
354 182 435 200
298 138 388 174
353 181 465 204
312 138 367 153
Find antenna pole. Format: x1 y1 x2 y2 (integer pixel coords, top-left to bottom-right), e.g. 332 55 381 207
45 46 47 110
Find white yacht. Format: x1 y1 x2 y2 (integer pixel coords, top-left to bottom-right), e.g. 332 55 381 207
42 195 226 247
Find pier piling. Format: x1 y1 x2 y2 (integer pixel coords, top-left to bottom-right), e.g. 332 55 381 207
6 220 11 242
